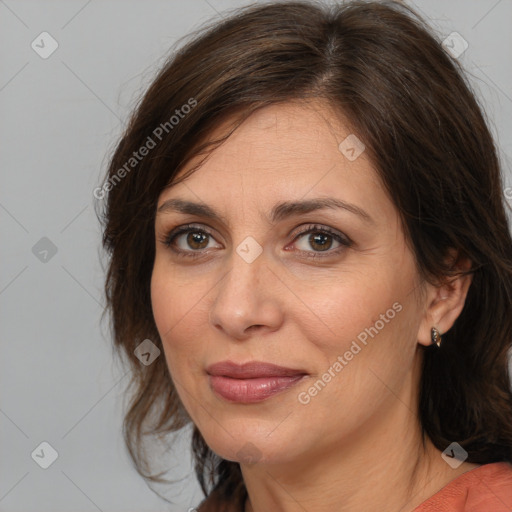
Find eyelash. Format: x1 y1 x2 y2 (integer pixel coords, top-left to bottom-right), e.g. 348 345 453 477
159 223 352 260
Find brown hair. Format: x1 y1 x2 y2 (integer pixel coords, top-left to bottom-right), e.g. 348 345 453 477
96 0 512 507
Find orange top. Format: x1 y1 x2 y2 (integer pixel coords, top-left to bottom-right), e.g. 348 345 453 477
198 462 512 511
413 462 512 512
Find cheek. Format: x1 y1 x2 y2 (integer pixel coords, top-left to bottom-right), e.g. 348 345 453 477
150 268 175 337
296 261 422 408
294 287 420 427
151 260 202 335
151 265 188 367
294 266 407 354
150 263 213 372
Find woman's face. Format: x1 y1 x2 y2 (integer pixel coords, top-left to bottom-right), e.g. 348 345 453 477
151 100 427 465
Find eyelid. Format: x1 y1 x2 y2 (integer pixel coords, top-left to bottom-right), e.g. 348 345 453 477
160 222 352 258
160 223 220 248
290 224 352 246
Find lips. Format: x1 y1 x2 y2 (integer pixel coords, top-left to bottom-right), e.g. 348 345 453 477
206 361 308 403
206 360 307 379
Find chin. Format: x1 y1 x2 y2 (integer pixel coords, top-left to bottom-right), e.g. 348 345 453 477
200 425 298 466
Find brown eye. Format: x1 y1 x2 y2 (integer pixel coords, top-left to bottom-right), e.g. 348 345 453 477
161 224 221 258
291 224 352 258
307 232 334 251
185 231 210 250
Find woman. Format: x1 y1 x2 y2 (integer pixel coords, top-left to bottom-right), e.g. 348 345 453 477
97 1 512 510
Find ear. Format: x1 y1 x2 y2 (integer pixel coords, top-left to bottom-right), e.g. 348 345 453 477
417 252 473 347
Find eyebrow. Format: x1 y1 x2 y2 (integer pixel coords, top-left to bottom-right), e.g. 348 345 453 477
157 197 373 225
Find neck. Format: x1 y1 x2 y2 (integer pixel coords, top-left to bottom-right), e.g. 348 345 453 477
241 355 476 512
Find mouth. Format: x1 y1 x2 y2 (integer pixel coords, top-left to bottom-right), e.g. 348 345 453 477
206 360 308 403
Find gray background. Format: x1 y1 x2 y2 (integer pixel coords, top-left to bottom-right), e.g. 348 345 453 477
1 1 511 511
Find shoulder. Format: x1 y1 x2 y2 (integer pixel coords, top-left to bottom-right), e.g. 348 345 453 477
413 462 512 512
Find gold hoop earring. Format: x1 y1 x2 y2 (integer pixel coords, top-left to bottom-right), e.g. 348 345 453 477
431 327 442 347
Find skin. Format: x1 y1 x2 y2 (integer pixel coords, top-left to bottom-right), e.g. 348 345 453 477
151 100 478 512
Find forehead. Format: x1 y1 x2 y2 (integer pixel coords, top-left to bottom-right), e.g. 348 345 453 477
159 101 386 217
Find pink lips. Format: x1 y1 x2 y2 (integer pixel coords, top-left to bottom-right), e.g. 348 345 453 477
206 361 308 403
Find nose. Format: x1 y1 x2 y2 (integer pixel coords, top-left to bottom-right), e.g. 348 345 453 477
208 248 284 340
